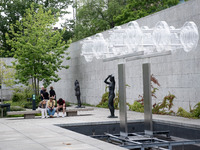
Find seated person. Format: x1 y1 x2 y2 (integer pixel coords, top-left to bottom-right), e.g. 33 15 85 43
38 100 47 119
56 98 66 118
47 97 56 118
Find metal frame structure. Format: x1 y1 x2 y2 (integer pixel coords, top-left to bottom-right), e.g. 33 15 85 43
80 21 200 149
92 132 200 150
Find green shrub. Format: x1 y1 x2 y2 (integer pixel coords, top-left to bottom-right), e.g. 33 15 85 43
114 93 119 109
152 93 176 115
24 102 33 109
177 107 193 118
191 102 200 118
11 85 35 108
12 93 24 102
176 102 200 119
10 106 25 111
96 92 119 109
96 92 109 108
128 101 144 113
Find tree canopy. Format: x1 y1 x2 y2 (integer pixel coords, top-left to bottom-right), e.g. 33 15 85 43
0 0 72 57
72 0 125 41
6 4 71 95
114 0 180 25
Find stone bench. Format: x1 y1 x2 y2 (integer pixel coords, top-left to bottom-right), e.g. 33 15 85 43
7 110 41 119
66 107 94 116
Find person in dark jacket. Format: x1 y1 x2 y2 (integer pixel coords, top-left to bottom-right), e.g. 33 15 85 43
43 88 49 100
49 86 56 100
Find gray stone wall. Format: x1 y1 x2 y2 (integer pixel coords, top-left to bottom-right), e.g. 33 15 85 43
52 0 200 112
0 58 15 99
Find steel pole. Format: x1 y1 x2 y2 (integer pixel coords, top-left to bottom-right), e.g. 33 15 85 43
118 63 128 137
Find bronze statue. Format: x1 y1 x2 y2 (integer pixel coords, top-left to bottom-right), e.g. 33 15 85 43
104 75 117 118
75 80 82 108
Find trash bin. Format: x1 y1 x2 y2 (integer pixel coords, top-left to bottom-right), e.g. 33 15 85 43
0 103 11 111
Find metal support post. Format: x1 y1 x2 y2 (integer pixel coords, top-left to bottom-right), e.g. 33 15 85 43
118 63 128 137
143 63 153 136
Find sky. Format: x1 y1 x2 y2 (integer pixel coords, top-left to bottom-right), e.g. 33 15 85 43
54 5 74 29
0 5 74 29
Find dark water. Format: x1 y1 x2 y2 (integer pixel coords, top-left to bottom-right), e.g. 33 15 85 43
59 121 200 150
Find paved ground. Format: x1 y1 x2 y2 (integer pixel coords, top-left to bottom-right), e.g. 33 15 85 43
0 106 200 150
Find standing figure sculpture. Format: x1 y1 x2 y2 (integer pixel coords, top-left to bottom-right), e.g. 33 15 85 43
75 80 82 108
104 75 117 118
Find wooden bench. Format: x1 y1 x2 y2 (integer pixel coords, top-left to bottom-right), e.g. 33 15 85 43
7 110 41 119
66 107 94 116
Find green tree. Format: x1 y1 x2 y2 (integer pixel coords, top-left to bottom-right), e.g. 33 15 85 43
0 59 15 88
72 0 125 41
0 0 72 57
114 0 179 25
6 4 71 96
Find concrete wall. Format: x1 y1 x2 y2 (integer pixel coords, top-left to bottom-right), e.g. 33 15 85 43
3 0 200 112
51 0 200 112
0 58 15 100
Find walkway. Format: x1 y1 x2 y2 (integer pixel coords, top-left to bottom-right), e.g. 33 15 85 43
0 106 200 150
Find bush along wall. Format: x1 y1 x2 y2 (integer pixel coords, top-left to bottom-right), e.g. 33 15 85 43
127 75 177 115
177 102 200 119
97 75 199 119
96 88 119 109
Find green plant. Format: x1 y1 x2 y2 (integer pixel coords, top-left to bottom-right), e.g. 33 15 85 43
12 93 24 102
11 85 36 108
10 106 25 111
127 101 144 112
191 102 200 118
96 92 109 108
174 102 200 119
24 102 33 109
96 91 119 109
129 75 176 115
12 85 34 102
152 93 176 115
114 93 119 109
136 74 160 105
177 107 193 118
96 85 109 108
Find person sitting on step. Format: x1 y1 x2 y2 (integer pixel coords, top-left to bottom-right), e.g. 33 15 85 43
47 97 56 118
56 98 66 118
38 100 47 119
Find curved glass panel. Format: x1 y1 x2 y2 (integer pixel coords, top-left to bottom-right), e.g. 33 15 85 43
180 22 199 52
109 26 127 56
152 21 171 52
125 21 143 53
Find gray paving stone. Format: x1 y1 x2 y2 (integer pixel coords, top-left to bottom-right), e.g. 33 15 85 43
0 107 199 150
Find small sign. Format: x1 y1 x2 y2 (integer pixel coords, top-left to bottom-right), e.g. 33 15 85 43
32 94 36 100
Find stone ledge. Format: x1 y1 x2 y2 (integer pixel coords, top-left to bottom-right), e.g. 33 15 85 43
7 110 41 115
66 107 94 112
